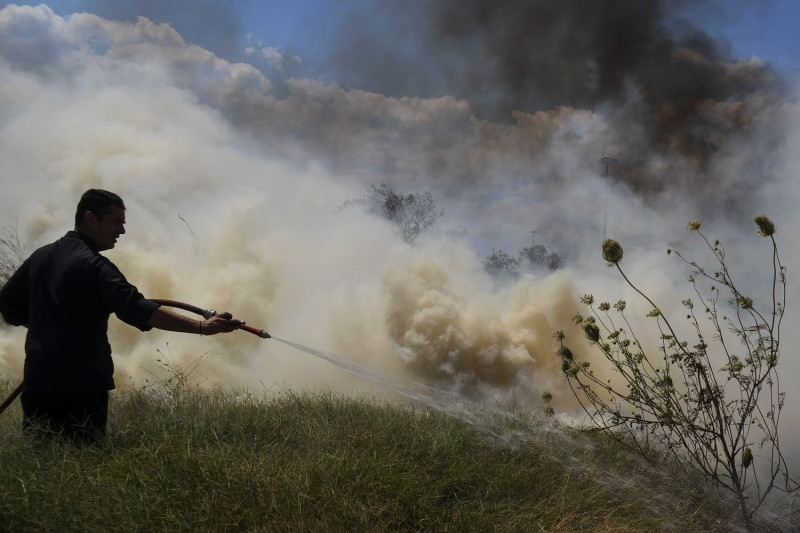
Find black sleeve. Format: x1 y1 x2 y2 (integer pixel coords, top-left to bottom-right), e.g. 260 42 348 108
95 258 160 331
0 259 30 327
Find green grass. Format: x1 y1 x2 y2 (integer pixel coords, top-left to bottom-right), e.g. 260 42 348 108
0 380 777 532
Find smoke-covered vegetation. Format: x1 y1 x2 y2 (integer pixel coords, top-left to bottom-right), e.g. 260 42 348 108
344 183 444 244
484 243 566 280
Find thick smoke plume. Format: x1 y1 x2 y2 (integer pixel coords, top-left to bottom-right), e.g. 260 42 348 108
325 0 788 217
0 5 582 409
0 1 798 441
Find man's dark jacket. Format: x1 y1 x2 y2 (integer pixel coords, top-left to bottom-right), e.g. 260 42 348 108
0 231 159 391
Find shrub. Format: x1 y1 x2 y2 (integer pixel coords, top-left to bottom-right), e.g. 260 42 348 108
553 216 797 531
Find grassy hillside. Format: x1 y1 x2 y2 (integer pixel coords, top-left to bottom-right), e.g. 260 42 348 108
0 380 780 532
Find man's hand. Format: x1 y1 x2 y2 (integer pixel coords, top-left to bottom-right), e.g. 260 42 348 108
148 307 243 335
200 312 243 335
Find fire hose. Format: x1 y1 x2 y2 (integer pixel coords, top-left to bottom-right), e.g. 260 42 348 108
0 382 21 415
149 299 271 339
0 299 270 415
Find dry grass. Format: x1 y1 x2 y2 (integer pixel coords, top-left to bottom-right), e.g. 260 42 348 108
0 380 778 532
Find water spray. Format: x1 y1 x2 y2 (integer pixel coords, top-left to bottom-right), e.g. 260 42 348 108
155 303 514 436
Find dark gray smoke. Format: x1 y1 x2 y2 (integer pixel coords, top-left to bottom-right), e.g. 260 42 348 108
324 0 788 209
329 1 783 113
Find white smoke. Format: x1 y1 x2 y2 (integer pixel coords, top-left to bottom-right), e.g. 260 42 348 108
0 6 572 406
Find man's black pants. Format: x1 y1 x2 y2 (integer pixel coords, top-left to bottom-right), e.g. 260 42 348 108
21 390 109 445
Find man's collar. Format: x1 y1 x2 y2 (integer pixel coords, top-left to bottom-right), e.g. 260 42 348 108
66 230 99 253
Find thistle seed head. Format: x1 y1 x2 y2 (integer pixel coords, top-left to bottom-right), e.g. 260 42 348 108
558 346 574 360
583 322 601 342
602 239 623 264
754 215 775 237
742 447 753 468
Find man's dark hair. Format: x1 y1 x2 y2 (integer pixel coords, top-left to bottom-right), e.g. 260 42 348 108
74 189 125 227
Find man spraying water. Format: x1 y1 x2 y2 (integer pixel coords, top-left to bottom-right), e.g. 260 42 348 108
0 189 243 445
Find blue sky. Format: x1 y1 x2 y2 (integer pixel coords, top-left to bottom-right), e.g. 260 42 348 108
2 0 800 80
700 0 800 76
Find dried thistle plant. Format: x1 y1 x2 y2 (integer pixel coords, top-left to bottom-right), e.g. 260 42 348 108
552 217 795 532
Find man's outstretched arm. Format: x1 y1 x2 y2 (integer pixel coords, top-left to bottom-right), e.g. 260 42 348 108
147 306 242 335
